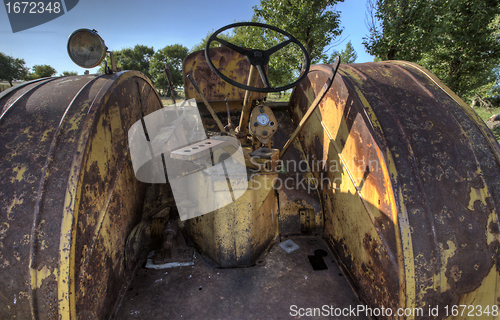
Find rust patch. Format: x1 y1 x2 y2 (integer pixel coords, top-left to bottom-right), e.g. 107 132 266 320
290 61 500 317
183 47 267 103
0 72 157 319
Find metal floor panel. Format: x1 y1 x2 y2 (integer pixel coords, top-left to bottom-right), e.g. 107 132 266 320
115 237 367 320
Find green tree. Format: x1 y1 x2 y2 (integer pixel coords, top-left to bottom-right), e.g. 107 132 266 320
0 53 29 86
193 0 344 88
326 40 358 64
191 30 235 52
61 71 78 76
150 44 189 92
231 21 298 88
99 45 154 78
28 64 57 80
364 0 500 101
253 0 344 64
219 0 344 88
191 23 296 88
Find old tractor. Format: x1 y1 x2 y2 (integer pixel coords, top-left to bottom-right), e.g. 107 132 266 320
1 22 499 319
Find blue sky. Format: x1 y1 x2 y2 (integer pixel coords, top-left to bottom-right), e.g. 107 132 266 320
0 0 374 75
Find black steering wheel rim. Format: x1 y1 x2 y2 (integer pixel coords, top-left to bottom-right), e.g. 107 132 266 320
205 22 311 93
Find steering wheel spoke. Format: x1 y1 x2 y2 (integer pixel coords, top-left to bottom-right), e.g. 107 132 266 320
205 22 311 93
216 38 249 56
265 39 293 56
255 64 271 88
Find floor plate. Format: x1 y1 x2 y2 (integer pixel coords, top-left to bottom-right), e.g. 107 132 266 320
115 237 367 319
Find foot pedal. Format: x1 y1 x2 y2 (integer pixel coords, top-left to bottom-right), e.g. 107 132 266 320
278 239 300 253
145 219 195 269
145 251 195 269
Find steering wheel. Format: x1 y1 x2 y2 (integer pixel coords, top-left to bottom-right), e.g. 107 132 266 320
205 22 311 93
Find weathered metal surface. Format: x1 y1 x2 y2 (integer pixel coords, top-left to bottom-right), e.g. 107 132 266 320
115 237 368 320
183 47 267 113
187 172 279 267
248 104 278 144
153 220 193 264
289 62 500 318
280 57 339 159
271 110 323 237
187 110 309 267
0 71 161 319
186 73 226 132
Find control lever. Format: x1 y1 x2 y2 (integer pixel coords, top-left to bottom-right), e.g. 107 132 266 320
187 74 226 133
225 98 235 131
153 220 194 265
279 56 340 159
164 64 177 105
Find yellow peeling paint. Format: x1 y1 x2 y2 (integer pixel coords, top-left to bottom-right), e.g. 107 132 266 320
40 130 51 142
0 222 10 237
1 259 11 268
86 117 110 178
68 115 82 132
35 220 45 238
58 169 81 320
467 187 489 211
435 240 457 293
18 291 29 299
6 195 23 219
486 212 500 245
20 234 29 246
393 61 500 168
341 68 417 317
30 265 57 289
11 165 27 183
450 266 500 320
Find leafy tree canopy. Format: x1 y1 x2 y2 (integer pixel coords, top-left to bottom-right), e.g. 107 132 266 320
364 0 500 101
150 44 189 91
28 64 57 80
191 31 235 53
326 40 357 64
61 71 78 76
0 53 29 86
100 45 154 78
253 0 344 64
229 20 301 88
225 0 344 88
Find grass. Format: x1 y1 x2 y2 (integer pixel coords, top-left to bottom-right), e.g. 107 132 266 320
160 91 186 106
473 106 500 143
492 128 500 143
0 81 24 92
266 91 291 102
158 90 292 106
473 106 500 121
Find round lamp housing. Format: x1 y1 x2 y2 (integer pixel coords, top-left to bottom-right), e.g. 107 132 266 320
67 29 107 68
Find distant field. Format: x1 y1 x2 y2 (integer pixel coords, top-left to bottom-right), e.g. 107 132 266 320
474 106 500 121
160 91 186 106
474 106 500 143
0 81 24 92
266 91 291 102
159 90 291 106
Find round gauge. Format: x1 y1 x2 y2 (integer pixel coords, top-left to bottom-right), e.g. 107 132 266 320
256 113 269 126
